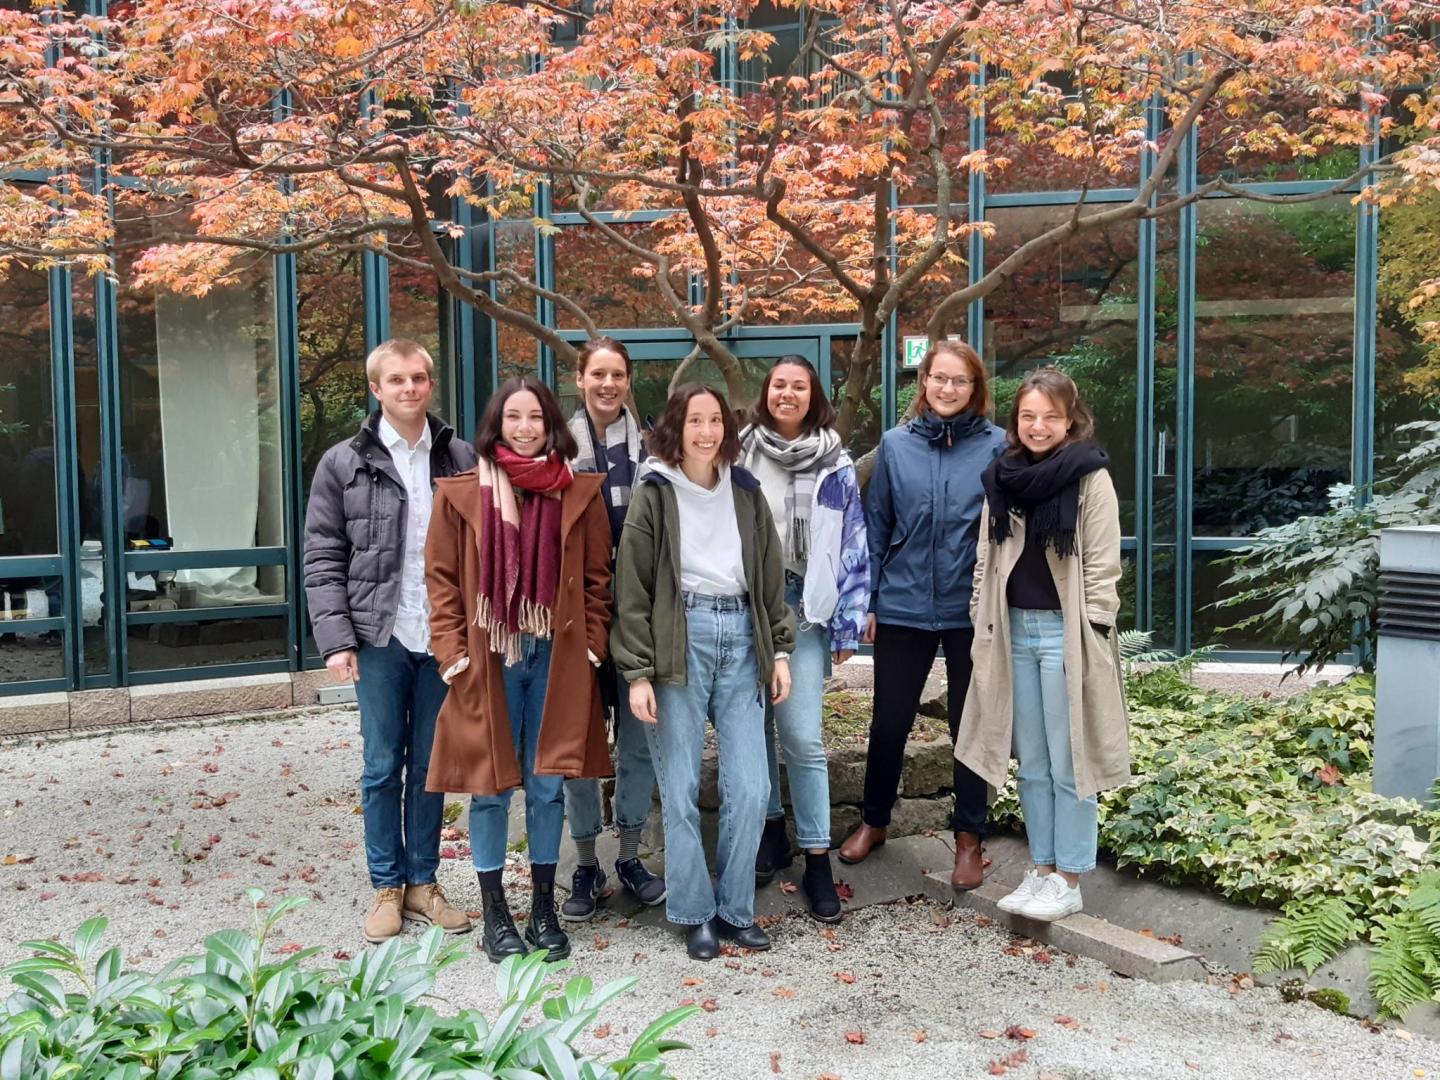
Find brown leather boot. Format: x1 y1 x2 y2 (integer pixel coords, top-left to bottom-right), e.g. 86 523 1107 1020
837 823 887 865
951 832 984 890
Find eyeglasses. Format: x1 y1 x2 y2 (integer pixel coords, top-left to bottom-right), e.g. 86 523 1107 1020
926 373 975 389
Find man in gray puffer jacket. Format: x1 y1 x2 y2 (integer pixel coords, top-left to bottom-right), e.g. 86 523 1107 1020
304 339 477 944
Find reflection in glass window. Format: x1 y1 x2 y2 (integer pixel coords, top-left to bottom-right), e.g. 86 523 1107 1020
298 248 369 496
493 220 539 382
985 206 1140 533
0 263 58 557
387 231 453 422
1191 198 1355 535
127 616 287 672
0 633 64 685
553 224 687 331
114 221 284 607
1376 190 1440 459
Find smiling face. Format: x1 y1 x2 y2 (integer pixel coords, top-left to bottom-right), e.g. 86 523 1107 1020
368 351 434 430
500 389 548 458
922 349 976 419
766 363 813 439
1015 387 1071 457
576 346 630 427
682 392 726 470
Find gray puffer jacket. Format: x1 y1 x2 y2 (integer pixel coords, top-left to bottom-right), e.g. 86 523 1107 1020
304 412 477 657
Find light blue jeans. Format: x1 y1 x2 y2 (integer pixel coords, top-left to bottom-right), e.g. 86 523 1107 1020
763 572 831 849
1009 608 1098 874
564 665 657 839
469 635 565 872
649 594 768 927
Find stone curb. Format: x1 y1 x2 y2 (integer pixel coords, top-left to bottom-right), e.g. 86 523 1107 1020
918 873 1207 984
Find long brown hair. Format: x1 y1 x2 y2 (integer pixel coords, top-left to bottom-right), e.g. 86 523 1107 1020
915 339 990 416
1003 367 1096 454
474 377 579 460
751 355 836 436
647 383 742 467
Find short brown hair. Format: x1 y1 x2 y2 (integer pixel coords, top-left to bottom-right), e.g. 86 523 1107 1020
576 336 633 376
751 355 837 436
474 377 579 461
915 339 989 417
1004 367 1096 454
365 338 434 384
647 383 742 468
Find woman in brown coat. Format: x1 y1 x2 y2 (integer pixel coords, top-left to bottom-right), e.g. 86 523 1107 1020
425 377 613 964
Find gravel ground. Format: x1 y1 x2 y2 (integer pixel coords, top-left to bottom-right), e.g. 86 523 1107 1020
1 709 1435 1080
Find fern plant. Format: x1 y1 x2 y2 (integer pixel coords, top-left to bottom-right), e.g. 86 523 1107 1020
1370 872 1440 1018
1216 419 1440 674
1253 897 1363 976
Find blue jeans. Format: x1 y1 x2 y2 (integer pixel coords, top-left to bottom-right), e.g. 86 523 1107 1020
469 635 565 872
649 594 768 927
354 639 448 889
1009 608 1098 874
763 572 831 849
564 666 657 839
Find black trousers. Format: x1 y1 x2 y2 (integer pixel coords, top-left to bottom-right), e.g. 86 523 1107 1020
861 622 988 835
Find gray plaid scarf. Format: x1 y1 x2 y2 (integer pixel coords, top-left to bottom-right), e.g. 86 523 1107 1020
740 424 842 563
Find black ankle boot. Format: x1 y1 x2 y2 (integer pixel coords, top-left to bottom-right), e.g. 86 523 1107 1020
755 816 794 885
525 881 571 961
479 885 528 964
802 851 843 923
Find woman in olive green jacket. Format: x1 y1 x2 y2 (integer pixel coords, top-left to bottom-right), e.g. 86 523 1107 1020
612 383 796 962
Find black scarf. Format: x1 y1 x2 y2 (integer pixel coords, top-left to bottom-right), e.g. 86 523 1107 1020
910 407 991 448
981 440 1110 558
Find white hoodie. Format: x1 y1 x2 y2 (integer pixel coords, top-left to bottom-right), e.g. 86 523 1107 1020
642 458 747 597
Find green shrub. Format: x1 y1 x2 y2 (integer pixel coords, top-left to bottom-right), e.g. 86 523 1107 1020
0 890 699 1079
990 672 1440 1017
1215 419 1440 674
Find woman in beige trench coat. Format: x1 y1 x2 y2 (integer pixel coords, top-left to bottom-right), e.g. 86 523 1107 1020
955 368 1129 922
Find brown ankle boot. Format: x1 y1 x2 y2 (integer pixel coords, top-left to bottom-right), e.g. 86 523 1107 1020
951 832 984 890
837 823 887 865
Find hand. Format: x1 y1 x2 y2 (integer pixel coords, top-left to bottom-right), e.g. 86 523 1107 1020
770 657 791 706
860 613 877 645
326 649 359 683
630 678 658 724
832 649 855 666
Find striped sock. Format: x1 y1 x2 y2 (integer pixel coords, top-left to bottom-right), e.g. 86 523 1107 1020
574 836 599 868
618 828 642 863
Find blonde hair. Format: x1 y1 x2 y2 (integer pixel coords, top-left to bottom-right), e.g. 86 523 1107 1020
365 338 434 384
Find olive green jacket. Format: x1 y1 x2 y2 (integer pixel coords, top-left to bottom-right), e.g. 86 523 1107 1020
613 466 796 687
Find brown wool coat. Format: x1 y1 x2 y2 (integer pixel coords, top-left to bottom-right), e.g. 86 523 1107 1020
424 470 614 797
955 468 1131 800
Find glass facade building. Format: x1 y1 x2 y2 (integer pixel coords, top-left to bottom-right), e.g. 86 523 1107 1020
0 2 1430 696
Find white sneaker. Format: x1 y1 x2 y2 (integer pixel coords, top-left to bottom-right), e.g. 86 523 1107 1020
997 869 1045 914
1018 872 1082 922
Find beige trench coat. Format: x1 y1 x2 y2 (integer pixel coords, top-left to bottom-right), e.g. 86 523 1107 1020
955 468 1131 799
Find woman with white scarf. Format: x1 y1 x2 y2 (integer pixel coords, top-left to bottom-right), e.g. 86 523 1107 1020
740 357 869 922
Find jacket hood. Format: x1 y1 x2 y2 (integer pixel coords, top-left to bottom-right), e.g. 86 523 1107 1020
639 458 761 493
909 408 994 448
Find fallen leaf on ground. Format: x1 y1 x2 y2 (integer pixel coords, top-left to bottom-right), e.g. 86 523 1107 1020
332 949 352 960
987 1062 1007 1076
844 1030 866 1045
978 1029 1003 1039
593 1024 610 1039
1055 1015 1081 1030
773 987 797 999
779 881 798 894
700 998 719 1012
834 971 856 984
2 853 35 865
682 977 704 987
769 1050 781 1073
592 934 609 951
913 1030 927 1043
1004 1026 1035 1040
835 881 855 901
276 943 301 954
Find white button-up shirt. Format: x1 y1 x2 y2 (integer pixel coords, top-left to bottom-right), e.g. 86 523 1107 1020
379 416 434 655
